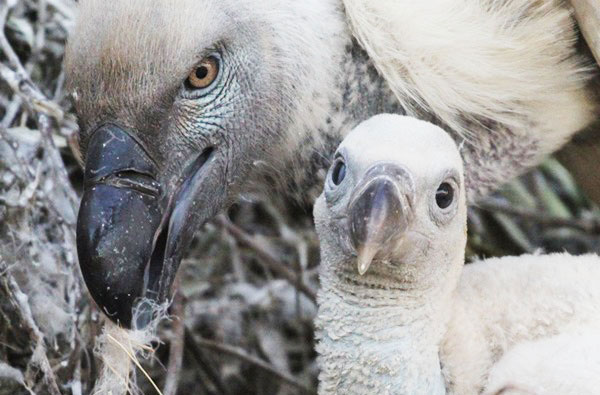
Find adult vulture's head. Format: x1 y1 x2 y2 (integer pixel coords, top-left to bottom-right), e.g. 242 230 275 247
65 0 349 327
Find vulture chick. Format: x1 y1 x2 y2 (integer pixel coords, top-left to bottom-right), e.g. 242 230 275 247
314 114 600 395
64 0 599 327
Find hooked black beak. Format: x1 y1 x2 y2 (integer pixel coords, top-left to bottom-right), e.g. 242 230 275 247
348 163 414 275
77 124 226 328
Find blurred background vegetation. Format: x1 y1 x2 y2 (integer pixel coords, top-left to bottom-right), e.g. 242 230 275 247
1 1 598 394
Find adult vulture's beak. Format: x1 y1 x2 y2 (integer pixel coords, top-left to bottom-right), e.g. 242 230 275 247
76 124 226 328
348 163 414 275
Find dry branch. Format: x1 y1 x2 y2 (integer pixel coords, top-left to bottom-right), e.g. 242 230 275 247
478 198 600 234
217 216 318 303
162 292 185 395
188 330 316 395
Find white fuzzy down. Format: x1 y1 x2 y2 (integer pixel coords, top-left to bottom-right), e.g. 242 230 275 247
484 329 600 395
316 115 600 394
318 253 600 395
442 253 600 394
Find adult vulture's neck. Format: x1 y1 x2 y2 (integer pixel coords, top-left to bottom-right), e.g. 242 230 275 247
251 40 404 208
252 36 541 209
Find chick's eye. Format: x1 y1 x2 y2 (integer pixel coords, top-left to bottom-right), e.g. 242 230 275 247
435 182 454 209
331 159 346 186
187 56 219 89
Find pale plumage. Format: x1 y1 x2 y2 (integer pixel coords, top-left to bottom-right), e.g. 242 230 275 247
343 0 596 142
314 114 600 394
485 330 600 394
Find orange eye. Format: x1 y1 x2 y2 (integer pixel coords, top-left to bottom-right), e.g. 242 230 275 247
187 57 219 89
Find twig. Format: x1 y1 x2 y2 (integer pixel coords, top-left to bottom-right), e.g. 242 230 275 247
0 5 78 212
477 198 600 233
33 0 48 58
0 64 65 122
0 1 21 70
0 6 64 123
217 216 317 304
187 329 316 395
162 291 185 395
5 276 62 395
0 68 78 210
184 328 229 395
2 96 22 128
37 113 79 210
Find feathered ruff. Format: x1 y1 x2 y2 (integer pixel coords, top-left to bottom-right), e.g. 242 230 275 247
342 0 596 146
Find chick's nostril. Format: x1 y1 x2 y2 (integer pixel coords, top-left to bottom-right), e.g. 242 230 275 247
103 170 160 197
83 124 157 184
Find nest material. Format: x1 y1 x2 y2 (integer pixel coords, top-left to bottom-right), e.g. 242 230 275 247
1 1 600 394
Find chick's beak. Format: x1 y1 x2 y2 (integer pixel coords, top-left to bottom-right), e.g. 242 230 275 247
348 163 414 275
77 124 226 328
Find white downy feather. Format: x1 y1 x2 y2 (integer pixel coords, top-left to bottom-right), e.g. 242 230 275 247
342 0 596 147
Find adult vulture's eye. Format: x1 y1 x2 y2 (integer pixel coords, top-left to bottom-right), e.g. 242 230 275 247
331 159 347 186
435 182 454 209
187 56 219 90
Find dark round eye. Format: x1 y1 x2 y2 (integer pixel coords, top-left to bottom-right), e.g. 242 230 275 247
187 56 219 89
435 182 454 209
331 159 346 186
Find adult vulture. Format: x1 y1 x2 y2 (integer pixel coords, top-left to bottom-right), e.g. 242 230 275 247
64 0 600 327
